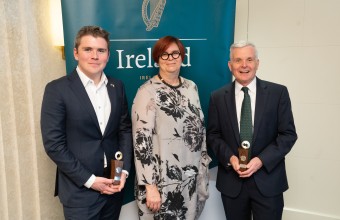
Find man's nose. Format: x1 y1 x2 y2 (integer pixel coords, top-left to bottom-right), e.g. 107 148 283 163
241 60 247 67
91 51 98 59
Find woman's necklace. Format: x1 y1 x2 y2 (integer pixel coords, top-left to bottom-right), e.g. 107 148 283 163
157 73 182 89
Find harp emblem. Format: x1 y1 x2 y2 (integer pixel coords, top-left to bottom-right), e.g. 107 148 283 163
142 0 166 31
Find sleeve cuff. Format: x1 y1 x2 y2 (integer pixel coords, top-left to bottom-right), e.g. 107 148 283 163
84 174 96 188
122 170 129 178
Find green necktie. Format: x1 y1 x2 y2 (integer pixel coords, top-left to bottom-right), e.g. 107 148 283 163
240 87 252 155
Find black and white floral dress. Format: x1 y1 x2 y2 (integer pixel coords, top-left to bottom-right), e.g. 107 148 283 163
132 75 211 220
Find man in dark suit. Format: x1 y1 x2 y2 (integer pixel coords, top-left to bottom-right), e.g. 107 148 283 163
207 41 297 220
41 26 132 220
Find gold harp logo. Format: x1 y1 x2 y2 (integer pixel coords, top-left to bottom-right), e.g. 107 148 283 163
142 0 166 31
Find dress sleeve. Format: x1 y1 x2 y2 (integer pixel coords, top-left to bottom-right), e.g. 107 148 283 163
132 85 159 185
192 82 211 201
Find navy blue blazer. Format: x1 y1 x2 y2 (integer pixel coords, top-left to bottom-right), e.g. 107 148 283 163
207 77 297 197
41 70 132 207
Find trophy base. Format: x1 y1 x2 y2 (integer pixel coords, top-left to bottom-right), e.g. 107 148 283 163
239 163 248 172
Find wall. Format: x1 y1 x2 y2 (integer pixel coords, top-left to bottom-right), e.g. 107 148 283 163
0 0 65 219
234 0 340 219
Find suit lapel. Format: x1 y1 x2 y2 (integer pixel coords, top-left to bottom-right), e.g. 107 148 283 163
103 78 118 137
224 82 241 144
253 78 268 142
68 70 101 134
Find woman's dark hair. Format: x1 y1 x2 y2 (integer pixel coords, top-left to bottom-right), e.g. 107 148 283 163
152 36 185 63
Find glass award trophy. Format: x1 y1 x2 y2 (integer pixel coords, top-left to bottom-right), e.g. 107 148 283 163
110 151 123 185
238 141 250 172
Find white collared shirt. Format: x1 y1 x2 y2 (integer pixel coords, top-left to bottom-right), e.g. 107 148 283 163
77 67 111 188
77 67 111 135
235 78 257 132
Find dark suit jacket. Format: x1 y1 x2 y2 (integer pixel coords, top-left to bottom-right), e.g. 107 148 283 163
207 77 297 198
41 69 132 207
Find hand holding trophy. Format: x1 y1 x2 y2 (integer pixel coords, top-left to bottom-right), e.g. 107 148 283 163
238 141 250 172
110 151 123 185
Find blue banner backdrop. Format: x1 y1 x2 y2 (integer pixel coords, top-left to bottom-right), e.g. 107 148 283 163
61 0 236 204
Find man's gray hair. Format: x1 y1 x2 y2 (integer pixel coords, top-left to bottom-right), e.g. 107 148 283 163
229 41 258 60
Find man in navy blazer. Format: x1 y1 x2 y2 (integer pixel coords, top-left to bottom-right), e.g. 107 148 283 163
207 41 297 220
41 26 132 220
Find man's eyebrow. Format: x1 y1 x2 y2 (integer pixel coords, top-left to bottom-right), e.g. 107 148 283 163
81 47 107 50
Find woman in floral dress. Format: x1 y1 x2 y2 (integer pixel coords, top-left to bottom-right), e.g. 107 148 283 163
132 36 211 220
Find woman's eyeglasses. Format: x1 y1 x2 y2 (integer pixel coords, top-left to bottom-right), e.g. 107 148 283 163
159 51 181 60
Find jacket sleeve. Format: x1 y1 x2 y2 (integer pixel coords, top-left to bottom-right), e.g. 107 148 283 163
40 81 92 187
117 82 133 173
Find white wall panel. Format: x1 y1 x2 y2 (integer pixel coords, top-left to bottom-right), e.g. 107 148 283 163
233 0 340 219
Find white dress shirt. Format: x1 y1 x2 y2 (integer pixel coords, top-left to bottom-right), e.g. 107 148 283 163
77 67 111 188
235 78 257 132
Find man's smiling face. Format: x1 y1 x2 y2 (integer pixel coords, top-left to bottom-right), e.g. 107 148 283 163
228 45 259 86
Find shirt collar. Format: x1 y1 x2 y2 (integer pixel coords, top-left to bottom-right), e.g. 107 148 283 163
235 77 257 95
76 66 108 87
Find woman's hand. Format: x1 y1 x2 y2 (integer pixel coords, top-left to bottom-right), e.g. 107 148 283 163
145 184 161 212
